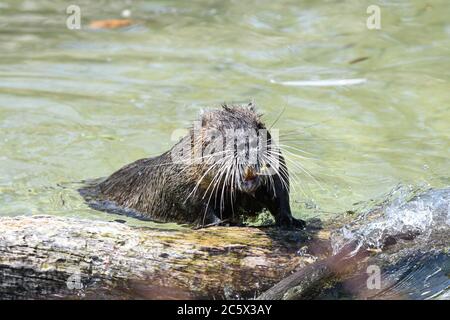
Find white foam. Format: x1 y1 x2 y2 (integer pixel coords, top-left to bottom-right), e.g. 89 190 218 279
331 187 450 254
270 78 367 87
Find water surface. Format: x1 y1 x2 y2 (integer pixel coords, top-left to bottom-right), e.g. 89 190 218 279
1 0 449 226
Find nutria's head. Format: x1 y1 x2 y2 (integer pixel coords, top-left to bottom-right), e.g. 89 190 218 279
179 103 286 205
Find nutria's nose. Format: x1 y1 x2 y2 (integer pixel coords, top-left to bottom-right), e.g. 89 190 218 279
243 167 257 181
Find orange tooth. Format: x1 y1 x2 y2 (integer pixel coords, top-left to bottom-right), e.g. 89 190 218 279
244 167 256 181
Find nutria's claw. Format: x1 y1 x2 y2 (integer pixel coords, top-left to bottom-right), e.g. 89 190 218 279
292 217 306 230
277 216 306 230
194 219 230 229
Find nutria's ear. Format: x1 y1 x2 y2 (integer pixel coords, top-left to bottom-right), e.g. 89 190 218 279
199 109 205 126
201 113 211 128
247 101 255 112
246 102 263 118
222 103 232 112
200 109 212 127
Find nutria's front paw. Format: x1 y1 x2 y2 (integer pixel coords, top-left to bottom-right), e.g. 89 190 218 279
276 216 306 230
292 217 306 230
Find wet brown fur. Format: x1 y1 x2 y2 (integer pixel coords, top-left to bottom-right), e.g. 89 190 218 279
80 104 305 229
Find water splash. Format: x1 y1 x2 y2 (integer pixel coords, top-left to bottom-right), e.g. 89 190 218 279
331 185 450 254
324 186 450 300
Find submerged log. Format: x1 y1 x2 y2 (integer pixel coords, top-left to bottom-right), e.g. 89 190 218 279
0 215 324 299
257 241 369 300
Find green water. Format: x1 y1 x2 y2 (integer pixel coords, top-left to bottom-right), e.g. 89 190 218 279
1 0 449 227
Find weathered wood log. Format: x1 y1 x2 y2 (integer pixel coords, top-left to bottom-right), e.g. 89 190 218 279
258 187 450 300
257 241 369 300
0 215 324 299
259 237 450 300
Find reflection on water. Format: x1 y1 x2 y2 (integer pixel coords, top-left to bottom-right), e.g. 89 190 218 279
0 0 449 228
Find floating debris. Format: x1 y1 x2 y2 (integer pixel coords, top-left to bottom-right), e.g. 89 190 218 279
349 56 370 64
270 78 367 87
89 19 133 30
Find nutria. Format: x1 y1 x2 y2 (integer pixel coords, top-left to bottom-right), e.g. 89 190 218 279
80 103 305 229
